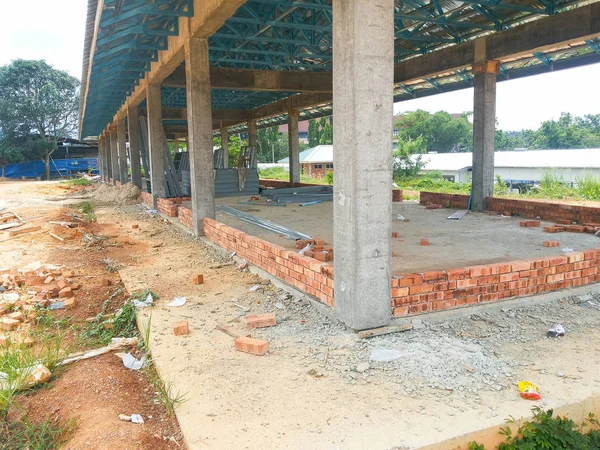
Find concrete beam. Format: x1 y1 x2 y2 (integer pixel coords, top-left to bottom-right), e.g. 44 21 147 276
117 117 128 184
185 37 215 235
127 105 143 189
147 84 166 206
333 0 394 330
164 65 333 92
394 2 600 83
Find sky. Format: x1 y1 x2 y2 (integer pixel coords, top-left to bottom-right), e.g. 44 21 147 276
0 0 598 132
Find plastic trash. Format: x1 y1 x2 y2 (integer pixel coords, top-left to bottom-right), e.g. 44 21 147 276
133 293 154 308
49 301 65 310
167 296 186 307
131 414 144 424
249 285 260 292
518 380 541 400
561 248 574 253
2 293 19 303
369 349 405 362
547 323 565 338
122 353 145 370
146 209 158 215
298 244 312 255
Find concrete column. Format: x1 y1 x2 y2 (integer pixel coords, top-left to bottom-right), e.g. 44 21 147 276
104 134 112 182
98 137 105 181
146 83 166 207
288 108 300 185
471 53 499 212
248 119 257 157
127 105 143 189
185 37 215 235
220 125 229 168
117 117 128 184
110 130 119 186
332 0 394 330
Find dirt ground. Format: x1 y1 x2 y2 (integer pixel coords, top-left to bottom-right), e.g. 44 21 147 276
5 179 600 449
211 197 600 273
0 180 183 449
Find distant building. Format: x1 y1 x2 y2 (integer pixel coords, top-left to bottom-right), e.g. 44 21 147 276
278 121 310 143
416 149 600 185
278 145 333 177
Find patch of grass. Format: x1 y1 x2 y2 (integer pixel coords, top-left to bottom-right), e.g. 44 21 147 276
469 408 600 449
80 290 156 347
576 173 600 201
102 258 122 273
0 417 76 450
0 335 65 417
395 172 472 194
79 200 96 222
61 177 90 187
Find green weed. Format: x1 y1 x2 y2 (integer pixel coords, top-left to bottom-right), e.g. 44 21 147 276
576 173 600 201
79 200 96 222
61 177 90 187
0 417 76 450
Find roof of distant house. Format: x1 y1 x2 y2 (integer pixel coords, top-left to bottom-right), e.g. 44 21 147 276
417 149 600 171
278 145 333 164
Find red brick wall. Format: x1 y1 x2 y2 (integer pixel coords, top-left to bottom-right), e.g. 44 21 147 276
141 192 153 207
392 189 403 202
155 197 192 217
391 250 600 316
203 218 335 307
178 206 193 229
420 192 600 224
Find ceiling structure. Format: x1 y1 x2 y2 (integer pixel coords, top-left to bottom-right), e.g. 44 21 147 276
80 0 600 140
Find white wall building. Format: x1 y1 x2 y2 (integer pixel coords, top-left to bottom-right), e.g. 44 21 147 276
417 149 600 184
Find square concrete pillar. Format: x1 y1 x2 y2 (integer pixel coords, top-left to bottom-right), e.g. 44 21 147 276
332 0 394 330
146 83 166 207
127 106 143 189
98 137 105 181
471 57 499 212
109 130 119 186
185 37 215 235
117 117 128 184
288 108 300 185
220 126 229 169
104 134 112 182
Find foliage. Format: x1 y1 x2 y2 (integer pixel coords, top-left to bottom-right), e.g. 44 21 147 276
256 126 288 163
0 417 76 450
527 172 575 200
79 201 96 222
393 135 427 178
325 170 333 185
257 166 327 185
395 110 472 153
62 177 90 186
494 174 510 196
308 117 333 147
395 171 471 194
0 60 79 180
214 134 245 167
470 408 600 450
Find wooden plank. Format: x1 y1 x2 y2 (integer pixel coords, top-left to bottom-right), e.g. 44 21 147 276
215 324 251 339
8 226 42 237
0 222 23 231
357 323 413 339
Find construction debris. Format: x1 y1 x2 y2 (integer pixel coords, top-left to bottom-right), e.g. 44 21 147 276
220 205 311 240
358 323 413 339
8 226 41 237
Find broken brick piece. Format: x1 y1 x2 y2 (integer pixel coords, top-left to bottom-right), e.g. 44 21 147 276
43 276 54 284
173 320 189 336
25 275 45 286
520 220 541 227
7 311 24 322
57 280 70 290
131 224 139 229
192 274 204 285
420 239 429 246
543 240 560 247
64 297 76 309
246 312 277 330
63 270 76 277
100 278 112 286
0 318 20 331
234 336 270 356
58 287 73 298
22 336 34 348
391 232 400 238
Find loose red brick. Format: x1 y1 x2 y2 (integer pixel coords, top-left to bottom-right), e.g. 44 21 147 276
556 219 572 225
132 224 139 229
391 232 400 238
544 226 565 233
43 276 54 284
57 279 70 290
173 320 189 336
100 278 112 286
246 313 277 329
64 297 76 309
0 318 19 331
234 336 270 355
420 238 429 246
58 287 73 298
7 311 24 322
192 274 204 285
543 240 560 247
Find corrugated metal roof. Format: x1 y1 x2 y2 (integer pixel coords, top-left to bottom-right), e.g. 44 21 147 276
419 149 600 171
279 145 333 164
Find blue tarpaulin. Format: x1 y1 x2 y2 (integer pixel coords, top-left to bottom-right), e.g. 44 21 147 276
2 158 98 179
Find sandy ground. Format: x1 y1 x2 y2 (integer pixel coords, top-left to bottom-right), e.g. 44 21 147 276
7 179 600 449
206 197 600 274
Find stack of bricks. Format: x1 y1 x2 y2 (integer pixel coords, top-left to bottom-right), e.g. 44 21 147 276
544 221 599 234
391 249 600 317
392 189 403 202
178 206 193 229
141 191 153 207
420 192 600 225
203 218 335 306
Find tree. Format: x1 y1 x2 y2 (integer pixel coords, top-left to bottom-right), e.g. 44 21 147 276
393 135 426 178
256 126 289 163
0 60 79 180
307 117 332 147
